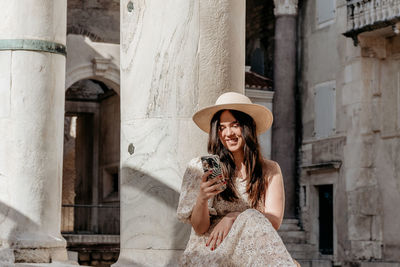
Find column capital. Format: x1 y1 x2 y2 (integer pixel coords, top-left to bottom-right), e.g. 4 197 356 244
273 0 298 16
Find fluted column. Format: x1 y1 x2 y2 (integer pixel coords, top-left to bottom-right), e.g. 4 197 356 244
116 0 244 265
272 0 298 219
0 0 67 263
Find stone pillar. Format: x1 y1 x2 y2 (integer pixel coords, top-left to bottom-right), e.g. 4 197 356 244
116 0 244 266
272 0 298 219
341 36 384 261
0 1 67 264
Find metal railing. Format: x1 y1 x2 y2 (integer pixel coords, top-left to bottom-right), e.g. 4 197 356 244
346 0 400 32
61 204 120 235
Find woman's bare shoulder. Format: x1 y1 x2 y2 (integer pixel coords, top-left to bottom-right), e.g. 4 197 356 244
262 158 282 177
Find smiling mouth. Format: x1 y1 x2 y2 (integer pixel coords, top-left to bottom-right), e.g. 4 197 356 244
226 138 238 145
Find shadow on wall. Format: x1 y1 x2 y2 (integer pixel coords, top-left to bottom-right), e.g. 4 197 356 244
117 166 191 266
0 199 41 263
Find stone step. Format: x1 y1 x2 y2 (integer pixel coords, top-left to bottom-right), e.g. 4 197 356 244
286 243 316 252
15 262 81 267
297 259 332 267
286 243 318 260
279 221 301 231
278 230 307 243
282 218 300 224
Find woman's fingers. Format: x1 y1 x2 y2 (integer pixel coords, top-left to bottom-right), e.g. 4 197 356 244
205 174 224 187
223 230 228 239
206 230 225 251
199 172 225 201
203 182 225 193
201 170 212 182
209 234 218 250
215 232 224 247
206 232 215 247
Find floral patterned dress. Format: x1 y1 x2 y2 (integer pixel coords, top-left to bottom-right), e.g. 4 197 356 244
177 157 296 267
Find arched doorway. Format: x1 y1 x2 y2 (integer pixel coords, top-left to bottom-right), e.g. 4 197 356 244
62 78 120 265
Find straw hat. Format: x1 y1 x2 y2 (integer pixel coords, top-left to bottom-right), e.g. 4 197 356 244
192 92 273 135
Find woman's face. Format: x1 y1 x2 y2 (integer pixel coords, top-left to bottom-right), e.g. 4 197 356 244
218 110 244 154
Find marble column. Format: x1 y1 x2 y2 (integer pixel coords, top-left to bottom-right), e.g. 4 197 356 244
116 0 244 266
0 0 68 264
272 0 298 219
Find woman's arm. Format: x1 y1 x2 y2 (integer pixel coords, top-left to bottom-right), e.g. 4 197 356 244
190 171 224 234
191 195 211 234
262 161 285 230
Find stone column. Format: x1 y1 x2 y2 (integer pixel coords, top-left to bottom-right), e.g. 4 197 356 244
272 0 298 219
116 0 244 266
341 36 384 261
0 1 67 264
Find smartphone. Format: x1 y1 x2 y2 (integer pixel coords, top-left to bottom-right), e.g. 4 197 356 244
200 155 226 191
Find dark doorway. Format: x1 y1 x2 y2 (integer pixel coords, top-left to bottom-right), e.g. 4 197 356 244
318 184 333 255
62 79 120 235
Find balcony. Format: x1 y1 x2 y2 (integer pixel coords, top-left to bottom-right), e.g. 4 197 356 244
344 0 400 44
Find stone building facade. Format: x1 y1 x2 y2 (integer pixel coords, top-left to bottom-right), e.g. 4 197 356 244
0 0 400 267
297 0 400 265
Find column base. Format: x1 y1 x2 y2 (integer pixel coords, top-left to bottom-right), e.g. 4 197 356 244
0 247 68 264
0 248 15 264
112 249 183 267
14 247 68 263
14 262 80 267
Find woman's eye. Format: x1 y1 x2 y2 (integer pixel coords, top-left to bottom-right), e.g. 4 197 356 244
232 123 239 128
218 126 225 131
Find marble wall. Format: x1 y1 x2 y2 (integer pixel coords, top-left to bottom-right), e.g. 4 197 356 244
116 0 245 265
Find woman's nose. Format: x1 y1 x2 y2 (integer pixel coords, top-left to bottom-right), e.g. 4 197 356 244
225 126 233 136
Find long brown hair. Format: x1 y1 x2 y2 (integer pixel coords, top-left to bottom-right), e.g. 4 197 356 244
207 109 267 208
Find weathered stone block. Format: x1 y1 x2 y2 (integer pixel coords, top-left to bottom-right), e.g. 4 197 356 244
360 262 400 267
360 102 373 134
0 248 14 263
383 243 400 261
311 136 345 163
102 252 114 260
348 214 372 241
301 144 312 166
345 167 377 191
350 240 382 260
344 61 362 84
14 249 50 263
92 252 101 260
371 215 383 241
371 97 381 132
342 81 363 106
348 186 381 215
78 252 90 261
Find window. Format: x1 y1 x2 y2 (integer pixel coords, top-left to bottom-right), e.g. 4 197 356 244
314 81 336 138
316 0 336 28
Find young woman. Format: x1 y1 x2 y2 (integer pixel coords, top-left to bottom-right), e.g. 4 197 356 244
177 92 297 266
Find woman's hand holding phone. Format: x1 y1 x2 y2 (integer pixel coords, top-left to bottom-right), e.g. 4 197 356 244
191 170 226 235
197 170 226 204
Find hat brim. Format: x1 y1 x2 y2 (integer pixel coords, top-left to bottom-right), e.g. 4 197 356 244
192 103 273 135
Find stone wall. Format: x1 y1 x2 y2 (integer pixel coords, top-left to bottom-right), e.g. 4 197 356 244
298 0 400 264
67 0 119 43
